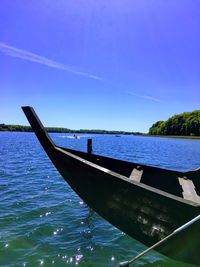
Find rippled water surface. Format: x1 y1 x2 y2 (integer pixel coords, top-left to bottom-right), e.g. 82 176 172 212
1 132 200 267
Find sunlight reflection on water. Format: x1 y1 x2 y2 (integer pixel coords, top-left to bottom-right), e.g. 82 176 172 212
0 132 200 266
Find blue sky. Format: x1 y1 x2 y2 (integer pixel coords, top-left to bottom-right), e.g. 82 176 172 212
0 0 199 132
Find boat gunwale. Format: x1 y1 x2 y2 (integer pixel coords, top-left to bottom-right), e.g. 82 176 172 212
55 146 200 207
62 146 194 174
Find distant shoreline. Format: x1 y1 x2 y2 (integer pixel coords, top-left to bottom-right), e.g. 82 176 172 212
0 124 141 135
1 129 200 139
144 134 200 140
0 130 141 135
1 124 200 139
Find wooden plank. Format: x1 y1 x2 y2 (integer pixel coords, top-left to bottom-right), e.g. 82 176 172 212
178 177 200 204
129 167 143 182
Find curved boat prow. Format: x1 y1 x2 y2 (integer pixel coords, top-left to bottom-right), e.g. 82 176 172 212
21 106 200 265
22 106 55 153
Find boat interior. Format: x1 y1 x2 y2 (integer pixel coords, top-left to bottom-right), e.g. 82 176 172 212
58 146 200 203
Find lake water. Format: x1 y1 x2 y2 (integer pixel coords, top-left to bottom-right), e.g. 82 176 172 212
1 132 200 267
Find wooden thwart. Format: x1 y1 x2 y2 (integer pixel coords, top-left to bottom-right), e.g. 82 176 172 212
178 177 200 204
129 167 143 182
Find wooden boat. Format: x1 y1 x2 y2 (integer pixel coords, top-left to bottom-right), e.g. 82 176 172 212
22 106 200 266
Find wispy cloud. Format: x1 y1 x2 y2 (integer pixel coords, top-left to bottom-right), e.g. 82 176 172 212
0 42 103 81
0 42 161 103
128 91 162 103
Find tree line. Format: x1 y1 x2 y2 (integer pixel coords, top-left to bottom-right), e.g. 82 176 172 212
0 124 70 133
0 123 141 135
149 110 200 136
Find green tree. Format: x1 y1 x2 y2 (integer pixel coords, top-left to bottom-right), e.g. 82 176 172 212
149 110 200 136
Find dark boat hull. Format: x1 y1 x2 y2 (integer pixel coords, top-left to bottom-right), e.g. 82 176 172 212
22 106 200 265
